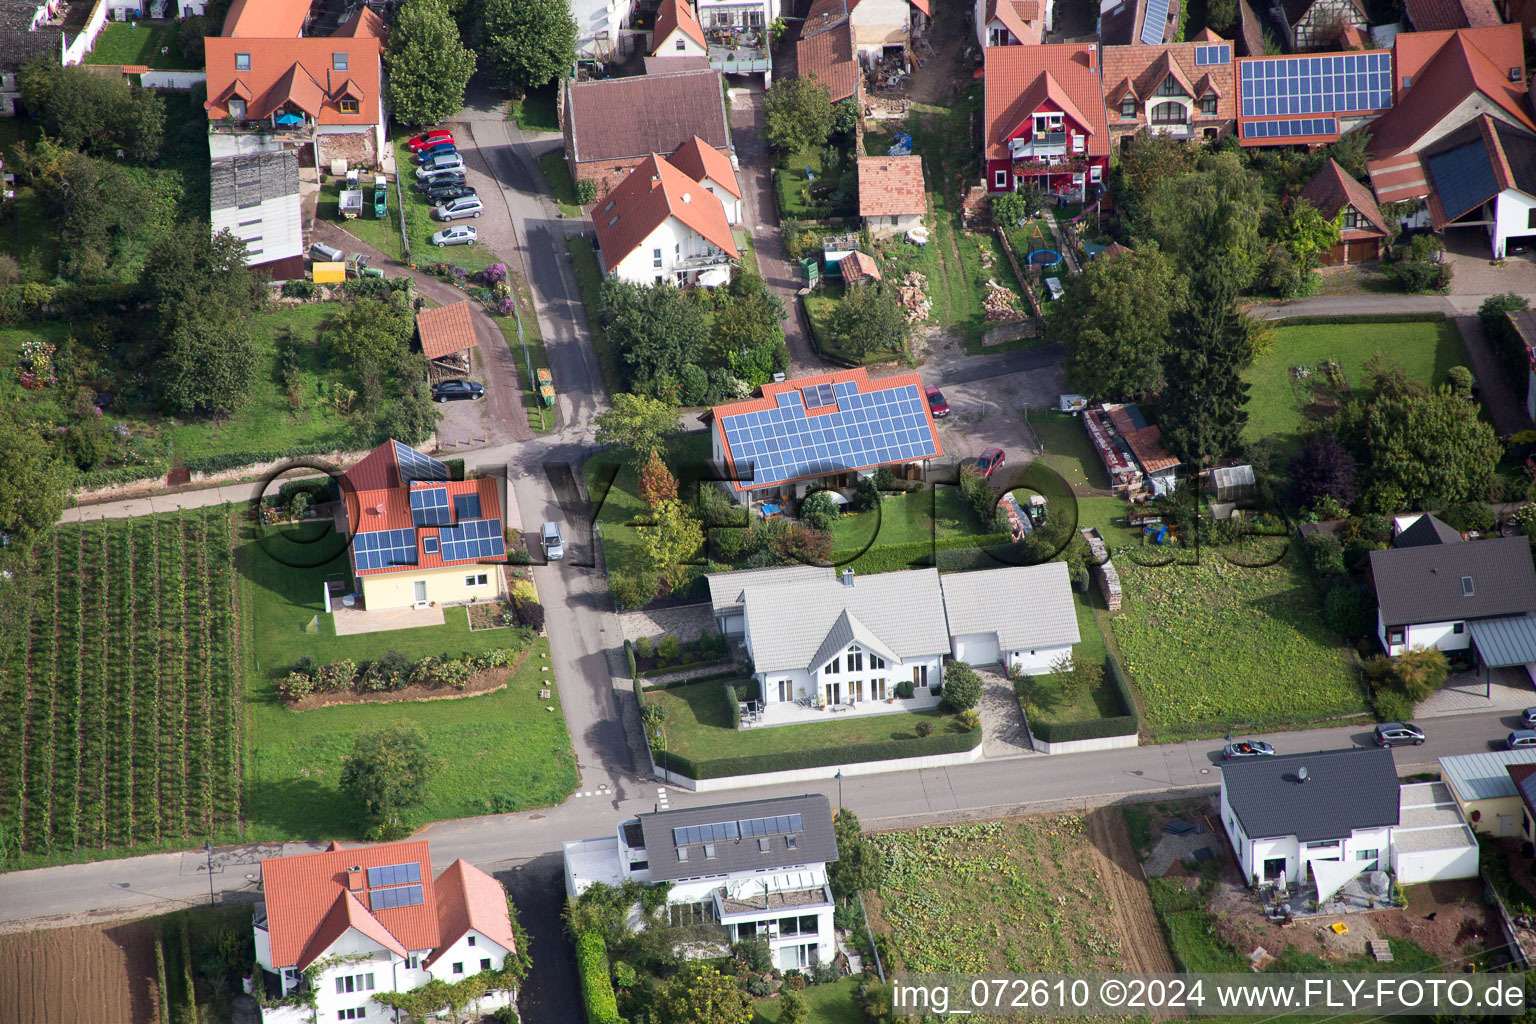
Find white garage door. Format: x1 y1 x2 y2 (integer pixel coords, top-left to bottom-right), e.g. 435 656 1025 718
722 613 745 637
953 632 1002 665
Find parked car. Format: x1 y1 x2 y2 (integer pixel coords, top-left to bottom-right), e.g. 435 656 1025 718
924 384 949 418
1222 740 1276 760
430 225 477 247
434 195 484 221
423 183 476 205
431 379 484 403
1510 730 1536 749
1374 722 1425 747
406 129 453 152
972 447 1006 479
1523 706 1536 728
416 154 465 179
417 169 467 192
308 241 344 263
541 521 564 561
416 142 457 162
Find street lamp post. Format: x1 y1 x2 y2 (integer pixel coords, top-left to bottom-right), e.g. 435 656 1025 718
204 841 215 907
835 770 843 811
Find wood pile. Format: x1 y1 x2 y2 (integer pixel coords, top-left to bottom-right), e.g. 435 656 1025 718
897 271 931 323
983 279 1026 322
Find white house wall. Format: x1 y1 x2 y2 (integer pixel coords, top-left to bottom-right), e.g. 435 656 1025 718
298 927 398 1023
1007 643 1074 675
656 26 708 56
213 193 302 264
609 216 727 286
1391 841 1479 884
701 176 742 223
952 631 1002 666
426 928 513 988
571 0 638 57
756 651 945 706
1491 189 1536 259
851 0 913 55
1378 611 1470 657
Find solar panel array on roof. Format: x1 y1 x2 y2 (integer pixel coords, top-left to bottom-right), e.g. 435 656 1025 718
355 528 418 570
674 821 740 845
366 862 422 888
393 441 449 484
1141 0 1171 43
738 813 803 837
454 493 482 521
1242 117 1337 139
1239 53 1391 118
1426 138 1502 222
801 382 837 409
369 884 424 911
410 487 451 527
1195 43 1231 65
439 518 506 562
721 382 938 488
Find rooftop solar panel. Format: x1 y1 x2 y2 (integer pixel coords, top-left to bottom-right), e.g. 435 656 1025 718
1195 43 1230 65
674 821 740 846
438 518 507 562
410 487 451 527
366 862 422 888
354 528 418 571
1240 117 1337 139
368 884 424 911
393 441 449 484
1141 0 1170 45
454 493 482 521
1239 53 1391 118
738 813 803 837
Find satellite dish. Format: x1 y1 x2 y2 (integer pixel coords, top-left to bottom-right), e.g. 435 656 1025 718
1298 766 1310 783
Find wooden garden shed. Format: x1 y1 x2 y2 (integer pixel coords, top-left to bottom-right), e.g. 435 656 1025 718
416 301 476 376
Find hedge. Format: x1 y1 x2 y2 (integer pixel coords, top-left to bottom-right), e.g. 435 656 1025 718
642 669 748 691
725 683 741 729
653 726 981 780
277 475 340 505
575 931 622 1024
1264 312 1445 326
637 653 733 678
832 532 1014 575
182 438 369 475
78 460 170 489
447 458 466 481
1026 653 1140 744
624 639 637 679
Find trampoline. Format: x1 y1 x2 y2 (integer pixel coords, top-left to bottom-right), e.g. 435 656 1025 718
1027 248 1062 266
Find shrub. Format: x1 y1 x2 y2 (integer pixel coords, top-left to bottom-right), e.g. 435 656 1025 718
940 661 983 710
725 683 741 729
610 570 659 610
1325 585 1377 639
1446 365 1475 397
1513 504 1536 537
576 178 597 204
733 937 773 973
575 932 621 1024
1440 500 1495 533
657 635 681 662
281 279 316 299
1301 532 1345 578
895 679 914 699
958 709 980 732
915 720 934 738
850 476 881 513
1373 688 1415 724
810 962 840 986
1482 293 1531 400
515 600 546 632
801 490 840 531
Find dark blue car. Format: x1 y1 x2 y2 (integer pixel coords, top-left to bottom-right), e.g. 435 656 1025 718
417 142 457 162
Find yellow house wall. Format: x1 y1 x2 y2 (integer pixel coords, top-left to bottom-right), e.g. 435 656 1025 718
360 565 503 610
1456 793 1526 835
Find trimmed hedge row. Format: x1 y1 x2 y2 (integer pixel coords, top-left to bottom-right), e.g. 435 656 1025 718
1266 312 1445 326
183 438 370 475
725 683 741 729
832 532 1013 575
624 638 637 679
575 931 621 1024
642 669 748 691
1027 653 1141 744
652 726 981 780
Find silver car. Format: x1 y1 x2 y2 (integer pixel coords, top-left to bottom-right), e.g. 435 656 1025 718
434 195 484 221
541 521 564 560
430 226 477 247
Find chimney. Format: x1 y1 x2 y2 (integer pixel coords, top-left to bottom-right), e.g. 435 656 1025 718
347 868 364 891
1086 44 1097 72
841 568 854 588
1297 767 1310 784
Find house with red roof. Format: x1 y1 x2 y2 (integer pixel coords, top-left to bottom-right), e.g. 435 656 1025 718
1403 0 1502 29
563 68 732 196
338 440 508 612
653 0 708 59
253 840 518 1023
1102 39 1237 149
983 43 1110 201
706 368 944 505
204 0 386 171
804 0 930 64
593 143 740 287
975 0 1046 46
1298 158 1389 264
797 12 862 103
857 155 926 237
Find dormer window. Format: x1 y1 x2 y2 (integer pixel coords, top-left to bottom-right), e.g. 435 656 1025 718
1200 95 1217 115
333 52 348 71
339 97 360 114
1120 97 1136 118
236 52 250 71
228 98 246 120
786 835 798 849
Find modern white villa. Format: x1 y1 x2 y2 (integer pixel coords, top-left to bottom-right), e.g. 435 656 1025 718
563 795 839 971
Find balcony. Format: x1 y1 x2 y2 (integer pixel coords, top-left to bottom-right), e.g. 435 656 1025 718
675 248 733 269
710 44 770 74
1010 131 1068 158
1012 155 1089 173
210 118 315 142
1149 120 1191 137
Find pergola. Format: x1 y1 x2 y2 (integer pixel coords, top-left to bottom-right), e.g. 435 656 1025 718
1466 616 1536 697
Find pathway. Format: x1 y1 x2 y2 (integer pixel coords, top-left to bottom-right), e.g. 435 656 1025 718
1454 315 1533 434
978 668 1034 758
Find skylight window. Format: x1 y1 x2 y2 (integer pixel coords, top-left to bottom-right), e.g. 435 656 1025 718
1461 576 1475 596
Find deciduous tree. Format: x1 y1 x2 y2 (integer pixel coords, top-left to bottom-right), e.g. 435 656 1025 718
594 393 682 464
1055 245 1182 401
599 279 708 397
654 964 754 1024
1277 198 1342 272
18 58 165 162
636 450 678 509
639 499 704 595
1135 151 1267 290
1287 432 1357 508
827 282 909 359
340 723 442 830
327 291 417 373
481 0 577 94
159 291 258 417
1350 385 1500 510
386 0 477 127
0 408 67 552
763 76 835 153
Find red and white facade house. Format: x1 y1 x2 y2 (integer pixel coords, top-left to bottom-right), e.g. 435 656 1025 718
983 43 1111 202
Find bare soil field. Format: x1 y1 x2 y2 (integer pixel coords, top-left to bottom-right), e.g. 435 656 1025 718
1085 807 1177 974
0 917 160 1024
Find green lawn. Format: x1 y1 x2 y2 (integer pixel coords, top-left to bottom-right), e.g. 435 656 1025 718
646 680 967 762
239 520 577 836
831 487 984 555
586 432 710 575
804 281 904 364
318 176 403 261
1028 410 1111 492
754 978 863 1024
508 84 560 132
536 149 583 219
1026 592 1127 725
84 22 196 68
1110 554 1370 739
568 235 622 396
492 284 554 433
775 147 854 220
1242 318 1467 447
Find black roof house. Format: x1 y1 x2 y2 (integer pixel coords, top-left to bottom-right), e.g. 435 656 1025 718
1223 747 1399 842
1369 535 1536 628
637 795 838 883
1393 513 1463 549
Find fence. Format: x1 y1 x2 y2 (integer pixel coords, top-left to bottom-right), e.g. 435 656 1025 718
60 0 111 65
141 69 207 90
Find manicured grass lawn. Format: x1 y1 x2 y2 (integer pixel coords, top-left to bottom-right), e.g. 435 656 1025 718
775 147 854 219
646 680 966 762
1028 410 1110 491
830 487 982 555
585 432 709 574
492 286 555 434
568 235 622 395
85 22 195 68
1075 496 1142 550
536 149 583 219
1110 554 1369 739
239 520 577 836
754 978 862 1024
508 84 560 132
866 817 1128 974
1242 318 1467 447
1025 592 1127 725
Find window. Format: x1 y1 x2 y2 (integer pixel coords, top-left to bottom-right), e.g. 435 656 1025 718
1512 66 1524 82
653 247 663 268
467 936 476 947
235 52 250 71
1343 208 1363 230
338 1010 367 1021
481 958 492 970
1528 208 1536 230
677 846 690 861
1401 75 1412 89
238 218 261 227
452 963 464 975
1155 76 1188 97
333 52 348 71
1387 626 1406 646
994 170 1007 188
1453 622 1465 634
825 657 839 675
228 98 246 120
1304 840 1335 849
1150 101 1186 125
1120 97 1136 118
1461 575 1475 596
759 836 771 851
913 664 929 687
406 955 419 970
1032 112 1063 134
849 651 863 672
1356 848 1379 862
465 574 489 587
871 655 885 670
335 974 375 994
676 36 687 50
339 98 359 114
1200 95 1217 115
1090 165 1103 182
704 843 716 859
1072 133 1086 152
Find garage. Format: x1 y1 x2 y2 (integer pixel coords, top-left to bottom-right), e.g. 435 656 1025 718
1390 783 1480 884
952 632 1002 665
721 612 744 638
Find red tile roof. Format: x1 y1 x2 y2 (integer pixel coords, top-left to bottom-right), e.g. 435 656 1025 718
857 155 926 217
416 300 477 360
565 70 730 163
1299 158 1389 237
1102 41 1236 130
983 0 1042 45
222 0 309 37
205 37 381 127
984 45 1110 164
839 250 882 283
1368 25 1534 159
1366 152 1431 203
797 19 860 103
345 477 505 575
425 860 518 968
592 152 739 268
1403 0 1501 31
653 0 706 54
260 841 441 970
667 135 742 199
1105 406 1179 474
333 7 388 38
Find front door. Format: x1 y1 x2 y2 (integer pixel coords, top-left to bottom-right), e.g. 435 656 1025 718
913 665 929 688
1502 814 1515 837
874 678 887 700
779 679 792 703
826 681 841 705
1263 857 1288 882
413 580 427 605
852 679 864 702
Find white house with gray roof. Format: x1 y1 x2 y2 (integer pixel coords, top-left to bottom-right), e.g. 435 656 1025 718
562 795 838 970
941 562 1080 673
210 151 302 273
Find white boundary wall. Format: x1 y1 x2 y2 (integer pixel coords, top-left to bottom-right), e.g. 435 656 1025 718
650 743 984 792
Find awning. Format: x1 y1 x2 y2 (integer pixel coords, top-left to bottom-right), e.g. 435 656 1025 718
1469 615 1536 668
698 268 730 288
1313 857 1373 905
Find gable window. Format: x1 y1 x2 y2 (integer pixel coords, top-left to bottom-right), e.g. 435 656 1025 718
480 958 492 970
228 98 246 120
467 936 476 947
871 654 885 670
1386 626 1406 646
339 97 360 114
1344 208 1363 230
333 52 348 71
1200 95 1217 115
335 974 375 994
1155 77 1188 97
676 36 687 50
1453 622 1465 634
406 955 420 970
1150 101 1186 125
1120 97 1136 118
825 657 840 675
235 52 250 71
849 651 863 672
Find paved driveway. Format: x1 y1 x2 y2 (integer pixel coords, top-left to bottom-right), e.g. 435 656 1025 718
932 366 1065 463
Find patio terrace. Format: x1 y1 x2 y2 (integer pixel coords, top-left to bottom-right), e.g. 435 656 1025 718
741 691 942 728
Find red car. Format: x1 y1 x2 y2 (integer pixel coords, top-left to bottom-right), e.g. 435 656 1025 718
924 384 949 418
974 447 1006 478
407 129 454 152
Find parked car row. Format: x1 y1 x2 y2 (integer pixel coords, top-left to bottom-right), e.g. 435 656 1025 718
1221 722 1427 762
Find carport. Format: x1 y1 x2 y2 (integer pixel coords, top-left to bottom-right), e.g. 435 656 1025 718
1467 615 1536 690
416 300 477 377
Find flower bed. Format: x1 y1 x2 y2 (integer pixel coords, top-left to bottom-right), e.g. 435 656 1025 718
276 644 529 705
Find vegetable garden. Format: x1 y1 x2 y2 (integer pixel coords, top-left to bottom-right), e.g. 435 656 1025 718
0 507 241 864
